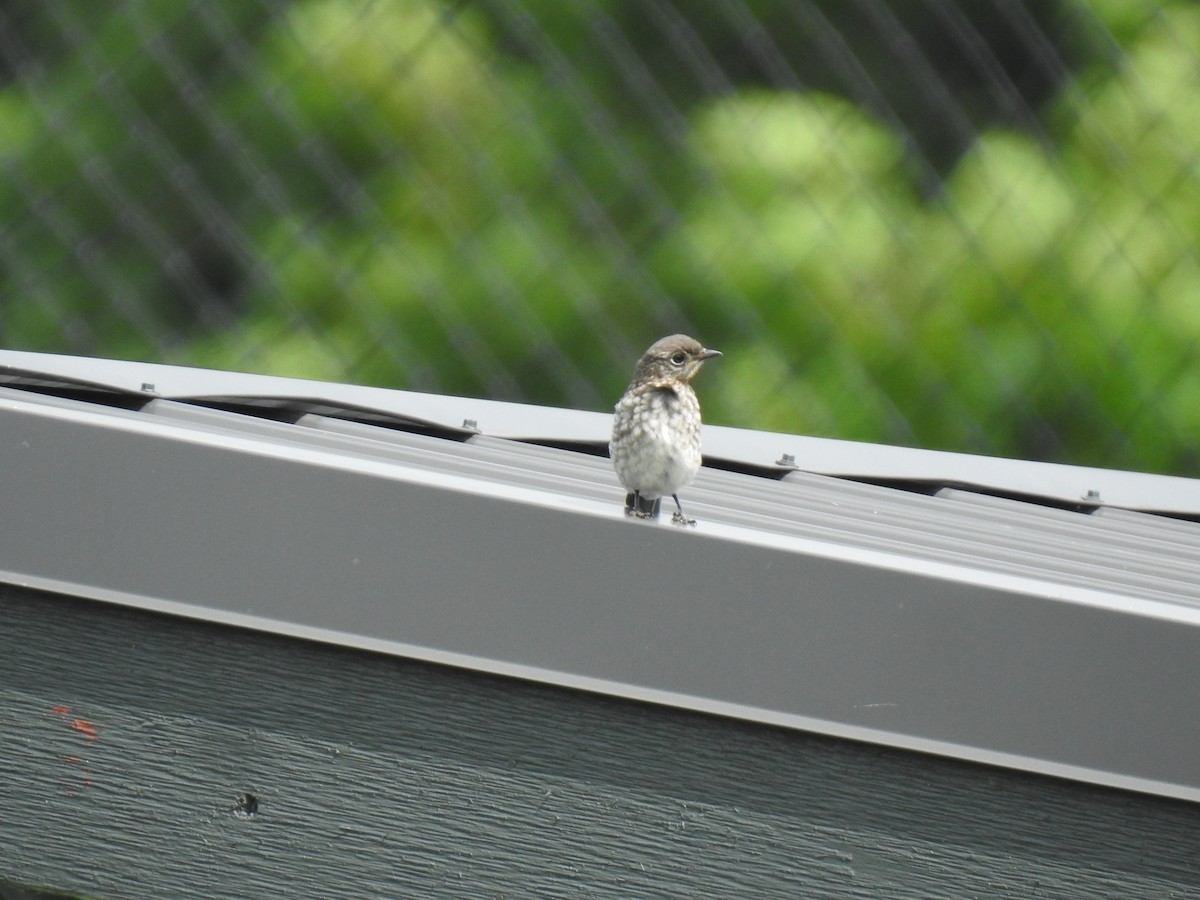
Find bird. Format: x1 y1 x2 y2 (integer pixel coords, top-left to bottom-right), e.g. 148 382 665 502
610 334 721 525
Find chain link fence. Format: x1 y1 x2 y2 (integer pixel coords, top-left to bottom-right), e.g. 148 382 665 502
1 1 1198 475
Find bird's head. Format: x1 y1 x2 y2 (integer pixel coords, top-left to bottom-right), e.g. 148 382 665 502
630 334 721 387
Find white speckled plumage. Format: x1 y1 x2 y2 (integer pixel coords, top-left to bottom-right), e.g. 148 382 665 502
610 334 720 524
611 381 703 500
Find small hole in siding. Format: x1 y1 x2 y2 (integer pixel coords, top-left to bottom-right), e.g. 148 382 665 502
232 793 259 818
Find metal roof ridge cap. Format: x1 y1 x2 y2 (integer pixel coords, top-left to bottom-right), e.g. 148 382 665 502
703 422 1200 488
702 424 1200 513
6 349 1200 513
0 349 611 440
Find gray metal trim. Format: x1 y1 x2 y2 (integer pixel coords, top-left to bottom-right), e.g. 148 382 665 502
2 353 1200 804
5 348 1200 513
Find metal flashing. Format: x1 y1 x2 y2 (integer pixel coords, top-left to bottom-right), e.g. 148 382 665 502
1 348 1198 518
2 350 1200 803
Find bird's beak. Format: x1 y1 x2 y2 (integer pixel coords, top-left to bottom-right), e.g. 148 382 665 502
697 348 721 361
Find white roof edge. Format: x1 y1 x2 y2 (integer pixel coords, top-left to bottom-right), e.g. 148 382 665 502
3 349 1199 515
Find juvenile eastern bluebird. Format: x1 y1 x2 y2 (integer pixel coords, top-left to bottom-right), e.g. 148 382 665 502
610 334 721 525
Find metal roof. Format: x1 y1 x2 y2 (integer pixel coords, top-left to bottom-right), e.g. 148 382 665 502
5 348 1200 514
2 349 1199 802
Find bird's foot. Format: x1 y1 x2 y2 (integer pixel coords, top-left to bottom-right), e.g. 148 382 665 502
669 494 696 526
625 492 662 519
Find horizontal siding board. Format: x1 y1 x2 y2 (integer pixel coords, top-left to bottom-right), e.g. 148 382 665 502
3 585 1199 899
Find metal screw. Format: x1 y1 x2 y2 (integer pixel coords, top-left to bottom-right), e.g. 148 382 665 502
462 419 478 431
776 453 797 467
141 383 156 392
1084 489 1101 501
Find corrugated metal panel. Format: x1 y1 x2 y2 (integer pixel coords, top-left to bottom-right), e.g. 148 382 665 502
2 350 1200 804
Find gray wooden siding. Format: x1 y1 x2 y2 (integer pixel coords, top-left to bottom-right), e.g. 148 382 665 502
3 584 1199 899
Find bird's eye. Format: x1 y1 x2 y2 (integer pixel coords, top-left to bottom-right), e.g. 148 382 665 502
670 352 688 365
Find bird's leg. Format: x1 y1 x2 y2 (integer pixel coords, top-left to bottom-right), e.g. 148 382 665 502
670 494 696 526
625 491 660 519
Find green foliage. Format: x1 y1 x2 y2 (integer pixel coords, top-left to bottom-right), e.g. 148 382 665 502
1 0 1198 474
653 7 1200 472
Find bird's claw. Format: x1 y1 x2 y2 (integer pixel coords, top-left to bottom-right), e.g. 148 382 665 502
624 493 662 519
671 511 697 526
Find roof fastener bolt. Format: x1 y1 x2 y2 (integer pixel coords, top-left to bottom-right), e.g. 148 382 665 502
1084 489 1101 501
462 419 478 431
141 383 155 392
776 453 796 467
